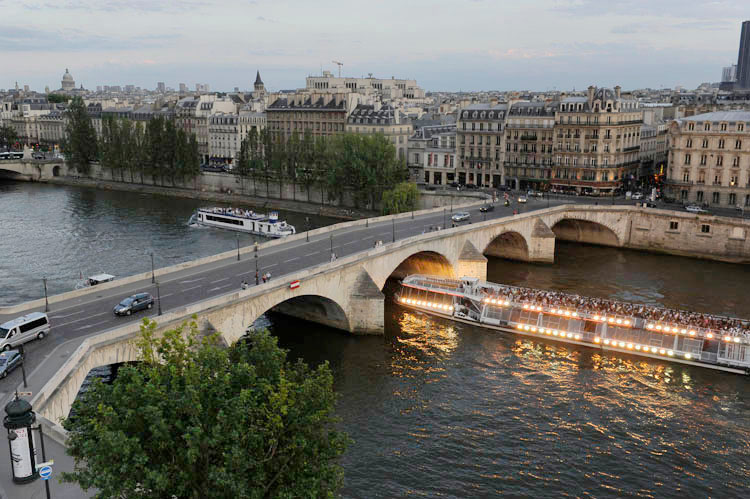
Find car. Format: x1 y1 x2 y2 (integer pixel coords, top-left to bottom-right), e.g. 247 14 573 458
631 192 644 200
451 212 471 222
465 183 478 189
517 196 528 204
114 292 154 316
479 204 495 213
0 350 22 379
496 185 511 192
685 205 709 214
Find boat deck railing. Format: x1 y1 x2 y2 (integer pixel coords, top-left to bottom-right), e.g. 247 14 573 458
199 208 274 222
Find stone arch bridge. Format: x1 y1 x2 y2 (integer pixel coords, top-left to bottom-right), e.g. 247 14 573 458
0 159 68 181
35 204 670 428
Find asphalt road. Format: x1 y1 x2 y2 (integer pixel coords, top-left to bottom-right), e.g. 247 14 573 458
0 193 739 395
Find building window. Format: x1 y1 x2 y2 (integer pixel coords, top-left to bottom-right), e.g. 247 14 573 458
697 191 704 202
704 123 710 131
729 193 737 206
731 174 738 185
739 123 745 132
686 139 692 148
702 139 709 148
699 155 706 166
712 192 720 204
688 123 695 131
682 170 690 182
721 123 727 131
736 140 742 149
719 139 725 149
733 157 740 167
701 224 711 234
669 221 679 230
716 156 723 166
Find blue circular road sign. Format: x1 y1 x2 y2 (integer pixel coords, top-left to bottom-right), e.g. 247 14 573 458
39 465 52 480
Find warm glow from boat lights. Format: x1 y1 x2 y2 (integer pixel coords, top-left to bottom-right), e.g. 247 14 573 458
449 306 454 311
523 304 529 310
531 326 537 332
667 350 674 356
681 329 687 334
627 343 633 349
617 341 624 347
689 330 696 336
656 325 662 330
552 331 558 336
608 318 615 323
575 334 581 340
616 319 622 324
725 336 732 342
685 353 692 359
504 300 510 306
594 315 600 321
572 312 578 317
672 327 679 333
624 320 630 326
659 349 666 355
594 337 600 343
650 347 657 353
734 337 741 343
516 324 523 330
603 339 610 345
635 345 641 350
707 333 713 339
564 311 571 316
646 323 652 329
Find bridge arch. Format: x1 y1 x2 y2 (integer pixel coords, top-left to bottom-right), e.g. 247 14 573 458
261 294 351 333
53 165 61 177
379 250 455 290
550 217 620 247
483 231 529 261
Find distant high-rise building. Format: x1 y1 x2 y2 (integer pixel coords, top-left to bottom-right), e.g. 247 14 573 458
722 65 737 83
179 83 187 93
737 21 750 89
96 86 103 92
157 81 166 93
23 85 29 92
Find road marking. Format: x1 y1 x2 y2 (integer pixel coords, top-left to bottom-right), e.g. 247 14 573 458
179 277 204 284
56 312 108 328
75 319 110 331
284 257 300 263
210 277 230 284
265 263 278 268
237 269 256 276
304 252 318 257
362 236 374 240
50 309 86 319
159 293 174 298
343 240 357 246
207 283 234 292
182 285 202 292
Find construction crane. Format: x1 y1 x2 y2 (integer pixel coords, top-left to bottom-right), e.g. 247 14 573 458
332 60 343 77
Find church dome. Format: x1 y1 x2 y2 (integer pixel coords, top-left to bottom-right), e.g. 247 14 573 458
62 69 74 82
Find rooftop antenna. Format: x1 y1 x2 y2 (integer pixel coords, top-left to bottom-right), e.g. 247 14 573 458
332 60 343 78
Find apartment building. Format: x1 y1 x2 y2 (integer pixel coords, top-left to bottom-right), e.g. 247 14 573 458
455 102 508 187
666 111 750 208
407 124 456 185
504 101 556 191
266 91 366 141
208 110 265 165
345 104 412 160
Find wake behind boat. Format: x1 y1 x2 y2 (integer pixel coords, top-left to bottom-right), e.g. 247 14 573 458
396 274 750 375
189 207 296 238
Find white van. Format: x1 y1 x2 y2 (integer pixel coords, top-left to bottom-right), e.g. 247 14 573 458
0 312 51 351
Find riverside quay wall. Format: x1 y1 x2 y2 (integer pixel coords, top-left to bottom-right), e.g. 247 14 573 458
0 160 486 212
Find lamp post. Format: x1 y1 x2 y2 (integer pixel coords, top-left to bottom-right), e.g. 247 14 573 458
42 277 48 312
329 233 333 256
392 219 395 242
443 208 446 230
236 234 240 261
254 242 259 285
305 217 310 242
155 281 162 316
150 252 155 283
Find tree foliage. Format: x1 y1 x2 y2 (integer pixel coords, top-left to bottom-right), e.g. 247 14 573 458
62 318 349 499
62 96 98 174
46 94 69 104
236 131 408 208
0 124 18 150
99 116 200 185
381 181 421 215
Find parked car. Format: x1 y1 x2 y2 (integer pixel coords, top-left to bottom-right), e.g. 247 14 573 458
451 212 471 222
631 192 644 200
685 204 710 214
0 350 22 379
479 204 495 213
496 185 511 192
517 196 528 204
113 292 154 316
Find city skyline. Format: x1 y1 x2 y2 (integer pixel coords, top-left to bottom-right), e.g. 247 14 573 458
1 0 748 92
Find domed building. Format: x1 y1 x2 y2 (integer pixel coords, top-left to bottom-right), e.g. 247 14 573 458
61 69 75 91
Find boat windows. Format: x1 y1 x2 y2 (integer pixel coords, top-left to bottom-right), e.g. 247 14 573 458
205 215 243 226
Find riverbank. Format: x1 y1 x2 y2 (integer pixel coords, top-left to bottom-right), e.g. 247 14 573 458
46 175 375 220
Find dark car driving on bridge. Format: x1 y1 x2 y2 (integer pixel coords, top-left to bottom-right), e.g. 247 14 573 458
113 293 154 316
0 350 22 379
479 204 495 213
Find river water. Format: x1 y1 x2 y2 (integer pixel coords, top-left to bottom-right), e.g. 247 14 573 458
2 181 750 497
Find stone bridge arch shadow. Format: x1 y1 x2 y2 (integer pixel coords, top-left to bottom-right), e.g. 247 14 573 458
550 217 621 247
483 231 530 261
384 250 455 286
258 294 352 333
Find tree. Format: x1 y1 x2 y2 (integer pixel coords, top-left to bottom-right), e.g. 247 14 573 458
382 181 420 215
0 124 18 150
46 94 68 104
62 96 98 174
62 318 349 499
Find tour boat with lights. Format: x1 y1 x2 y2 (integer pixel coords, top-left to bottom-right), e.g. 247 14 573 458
189 207 295 238
395 274 750 375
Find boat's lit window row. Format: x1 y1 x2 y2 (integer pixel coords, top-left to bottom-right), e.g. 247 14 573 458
483 297 511 306
591 315 632 327
400 297 453 312
594 336 679 357
645 323 698 336
515 323 581 341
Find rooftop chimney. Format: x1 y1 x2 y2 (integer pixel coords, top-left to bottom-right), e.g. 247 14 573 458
587 85 595 108
614 85 621 99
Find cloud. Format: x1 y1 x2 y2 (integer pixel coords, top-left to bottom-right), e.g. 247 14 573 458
0 25 181 52
553 0 748 17
256 16 278 23
20 0 207 12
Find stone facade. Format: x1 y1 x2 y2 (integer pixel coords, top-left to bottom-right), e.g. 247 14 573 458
456 102 508 187
504 102 556 191
266 91 360 141
208 111 265 165
345 104 412 160
407 124 456 185
666 111 750 208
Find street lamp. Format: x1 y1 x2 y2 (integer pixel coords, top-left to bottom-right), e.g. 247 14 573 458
236 234 240 261
42 277 48 312
330 233 333 256
443 208 446 230
305 216 310 242
150 252 155 283
392 219 396 242
155 281 162 315
254 242 259 285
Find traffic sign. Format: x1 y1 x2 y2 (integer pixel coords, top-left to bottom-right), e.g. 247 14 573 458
290 280 300 289
39 465 52 480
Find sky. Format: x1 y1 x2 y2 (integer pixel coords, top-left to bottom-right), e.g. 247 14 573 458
1 0 748 93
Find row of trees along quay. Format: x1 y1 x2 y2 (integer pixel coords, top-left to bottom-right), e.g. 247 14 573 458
63 95 419 213
63 318 350 498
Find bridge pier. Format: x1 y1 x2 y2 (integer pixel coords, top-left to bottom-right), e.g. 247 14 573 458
527 219 556 264
456 241 488 280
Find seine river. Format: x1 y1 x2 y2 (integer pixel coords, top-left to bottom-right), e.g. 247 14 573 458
2 181 750 497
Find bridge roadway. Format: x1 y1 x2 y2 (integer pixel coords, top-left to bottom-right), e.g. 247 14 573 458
0 195 567 405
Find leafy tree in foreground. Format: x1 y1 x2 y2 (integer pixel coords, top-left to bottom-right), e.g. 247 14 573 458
62 96 98 174
382 181 420 215
0 124 18 150
62 318 349 499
